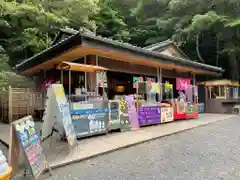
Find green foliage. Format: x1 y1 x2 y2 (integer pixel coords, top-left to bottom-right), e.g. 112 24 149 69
1 0 240 88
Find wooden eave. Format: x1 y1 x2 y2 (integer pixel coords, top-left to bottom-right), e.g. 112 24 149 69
15 33 224 76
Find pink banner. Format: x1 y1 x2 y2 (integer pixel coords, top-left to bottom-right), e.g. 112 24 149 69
176 78 190 90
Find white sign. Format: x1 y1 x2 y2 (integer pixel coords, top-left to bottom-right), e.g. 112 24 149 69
161 107 174 123
42 84 76 148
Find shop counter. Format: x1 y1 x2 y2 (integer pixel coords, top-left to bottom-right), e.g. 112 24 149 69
70 100 108 138
171 99 187 120
108 100 121 131
170 100 198 120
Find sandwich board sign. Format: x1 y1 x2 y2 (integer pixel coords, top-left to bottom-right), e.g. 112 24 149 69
8 116 51 179
41 84 76 147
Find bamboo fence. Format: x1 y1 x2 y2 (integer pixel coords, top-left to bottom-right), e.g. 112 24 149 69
0 86 44 123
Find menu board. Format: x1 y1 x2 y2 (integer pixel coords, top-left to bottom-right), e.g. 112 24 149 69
71 102 108 137
52 84 76 147
108 100 121 130
138 106 161 126
161 107 174 123
12 116 48 179
119 97 131 131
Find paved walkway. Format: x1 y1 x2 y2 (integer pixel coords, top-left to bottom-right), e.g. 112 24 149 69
0 114 236 169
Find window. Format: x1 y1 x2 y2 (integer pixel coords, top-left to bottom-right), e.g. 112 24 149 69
209 86 226 99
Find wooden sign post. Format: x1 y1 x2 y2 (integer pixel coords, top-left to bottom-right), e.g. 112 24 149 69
8 116 52 179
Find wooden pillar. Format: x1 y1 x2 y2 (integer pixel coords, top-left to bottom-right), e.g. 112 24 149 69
61 70 63 84
69 70 71 98
159 68 162 101
96 55 99 96
192 73 196 104
84 56 87 90
8 86 12 123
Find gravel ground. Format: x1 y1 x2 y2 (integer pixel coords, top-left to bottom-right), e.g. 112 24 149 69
18 117 240 180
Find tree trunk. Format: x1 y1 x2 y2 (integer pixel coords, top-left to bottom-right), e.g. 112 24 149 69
226 42 238 81
196 33 205 63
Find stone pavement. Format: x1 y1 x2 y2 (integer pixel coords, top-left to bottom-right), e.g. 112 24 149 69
0 114 236 170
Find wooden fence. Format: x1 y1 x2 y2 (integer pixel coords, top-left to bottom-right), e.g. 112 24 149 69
0 86 44 123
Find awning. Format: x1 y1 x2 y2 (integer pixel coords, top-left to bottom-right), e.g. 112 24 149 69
56 61 108 72
198 79 240 86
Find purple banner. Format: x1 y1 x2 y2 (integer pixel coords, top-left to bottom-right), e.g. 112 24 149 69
138 106 161 126
125 95 139 129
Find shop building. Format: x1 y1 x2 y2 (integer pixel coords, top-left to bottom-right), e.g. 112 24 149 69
14 28 224 135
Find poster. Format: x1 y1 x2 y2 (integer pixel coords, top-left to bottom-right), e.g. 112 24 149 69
119 97 131 131
133 76 143 88
51 84 76 147
138 106 161 126
97 72 108 88
161 107 174 123
125 95 139 129
176 78 190 90
12 116 48 179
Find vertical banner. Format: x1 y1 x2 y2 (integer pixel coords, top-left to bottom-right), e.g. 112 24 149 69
176 78 190 90
119 96 131 131
125 95 139 129
52 84 76 147
186 85 193 103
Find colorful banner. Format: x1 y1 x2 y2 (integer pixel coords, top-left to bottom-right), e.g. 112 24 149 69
125 95 139 129
176 78 190 90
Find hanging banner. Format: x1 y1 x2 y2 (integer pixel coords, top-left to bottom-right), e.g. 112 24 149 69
194 85 198 97
150 83 160 94
97 72 107 88
176 78 190 90
186 86 193 103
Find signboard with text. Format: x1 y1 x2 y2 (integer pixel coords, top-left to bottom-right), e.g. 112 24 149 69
138 106 161 126
71 101 108 137
9 116 51 179
161 107 174 123
51 84 76 147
